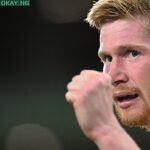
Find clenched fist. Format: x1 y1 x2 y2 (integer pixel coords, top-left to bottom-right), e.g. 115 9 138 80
65 70 117 140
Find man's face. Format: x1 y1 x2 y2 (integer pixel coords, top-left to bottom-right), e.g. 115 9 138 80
99 17 150 127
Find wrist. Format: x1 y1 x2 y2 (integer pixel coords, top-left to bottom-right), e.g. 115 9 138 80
89 117 140 150
91 116 120 143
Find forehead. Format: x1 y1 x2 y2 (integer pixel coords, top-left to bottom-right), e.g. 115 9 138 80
99 18 150 53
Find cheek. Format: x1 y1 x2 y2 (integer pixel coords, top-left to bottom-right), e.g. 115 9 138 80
136 62 150 82
130 62 150 96
127 59 150 82
139 69 150 88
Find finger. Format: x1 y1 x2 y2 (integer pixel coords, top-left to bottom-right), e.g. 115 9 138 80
65 91 78 104
80 70 100 76
72 75 87 82
67 81 87 91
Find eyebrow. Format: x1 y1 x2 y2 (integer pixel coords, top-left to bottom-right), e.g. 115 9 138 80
98 44 147 59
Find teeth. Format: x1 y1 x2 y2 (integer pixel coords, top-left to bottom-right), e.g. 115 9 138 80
117 94 138 102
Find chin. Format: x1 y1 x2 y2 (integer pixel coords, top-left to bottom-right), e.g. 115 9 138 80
114 103 150 128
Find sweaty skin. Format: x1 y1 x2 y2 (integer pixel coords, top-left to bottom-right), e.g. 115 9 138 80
65 17 150 150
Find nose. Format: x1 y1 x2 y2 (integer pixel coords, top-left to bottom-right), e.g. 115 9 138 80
107 58 129 86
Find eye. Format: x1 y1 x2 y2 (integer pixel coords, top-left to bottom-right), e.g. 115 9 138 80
103 55 112 63
128 50 140 58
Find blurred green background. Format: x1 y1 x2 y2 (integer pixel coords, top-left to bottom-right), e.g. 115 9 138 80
0 0 150 150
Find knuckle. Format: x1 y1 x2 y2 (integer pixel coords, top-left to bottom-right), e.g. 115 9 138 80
65 92 73 104
72 75 80 81
67 82 71 90
80 69 89 75
94 73 112 88
65 92 70 102
65 92 69 99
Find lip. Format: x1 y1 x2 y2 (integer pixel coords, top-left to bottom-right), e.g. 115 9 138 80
113 91 131 99
117 97 138 109
113 91 139 109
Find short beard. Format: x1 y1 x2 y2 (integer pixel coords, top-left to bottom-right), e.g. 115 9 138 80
114 102 150 128
113 86 150 128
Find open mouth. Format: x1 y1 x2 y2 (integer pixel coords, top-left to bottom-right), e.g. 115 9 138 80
116 94 139 102
114 93 139 109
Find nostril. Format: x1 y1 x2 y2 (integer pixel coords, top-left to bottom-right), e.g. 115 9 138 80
113 79 126 86
111 72 129 86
